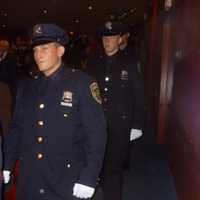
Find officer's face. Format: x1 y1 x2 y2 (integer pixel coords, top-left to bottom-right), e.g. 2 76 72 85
102 35 121 56
33 42 65 76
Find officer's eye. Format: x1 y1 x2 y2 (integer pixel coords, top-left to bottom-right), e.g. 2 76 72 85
41 44 49 48
42 46 49 50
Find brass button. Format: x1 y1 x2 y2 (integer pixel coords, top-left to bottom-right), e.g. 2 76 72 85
104 88 108 92
39 188 45 194
64 113 68 118
39 104 45 109
37 153 43 159
38 137 43 143
38 121 44 126
67 164 71 168
105 77 110 82
122 115 127 119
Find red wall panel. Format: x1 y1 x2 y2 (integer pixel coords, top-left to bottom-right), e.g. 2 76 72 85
165 0 200 199
169 53 200 200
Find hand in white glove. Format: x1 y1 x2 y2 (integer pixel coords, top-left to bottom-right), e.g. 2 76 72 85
130 129 143 141
3 170 11 184
73 183 95 199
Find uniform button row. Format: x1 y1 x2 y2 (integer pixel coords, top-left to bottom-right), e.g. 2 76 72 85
64 113 68 118
38 121 44 126
39 104 45 109
122 115 127 119
38 137 43 143
37 153 43 159
105 77 110 82
39 188 45 194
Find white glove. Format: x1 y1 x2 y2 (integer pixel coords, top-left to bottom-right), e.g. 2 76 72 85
3 170 11 184
130 129 143 141
73 183 95 199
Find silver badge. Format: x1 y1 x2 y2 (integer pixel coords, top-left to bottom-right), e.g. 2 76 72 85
121 70 128 80
105 21 112 30
61 91 73 107
33 25 42 35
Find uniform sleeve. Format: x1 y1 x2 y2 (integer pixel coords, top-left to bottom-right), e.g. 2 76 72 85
84 57 96 76
77 77 107 187
3 84 24 171
129 59 145 130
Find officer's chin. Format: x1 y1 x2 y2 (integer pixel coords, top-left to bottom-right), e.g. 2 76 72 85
37 64 47 72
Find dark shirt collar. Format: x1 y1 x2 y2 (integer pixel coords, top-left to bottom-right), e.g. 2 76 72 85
105 50 120 65
43 62 66 81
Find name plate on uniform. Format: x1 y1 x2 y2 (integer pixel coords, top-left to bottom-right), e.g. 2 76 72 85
60 102 72 107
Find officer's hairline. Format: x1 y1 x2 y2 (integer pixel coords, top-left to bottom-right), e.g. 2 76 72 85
43 42 66 48
32 42 66 50
54 42 64 47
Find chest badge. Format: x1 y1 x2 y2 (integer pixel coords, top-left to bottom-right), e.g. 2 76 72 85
121 70 128 80
60 91 73 107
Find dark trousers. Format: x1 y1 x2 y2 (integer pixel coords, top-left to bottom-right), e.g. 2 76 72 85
101 128 130 200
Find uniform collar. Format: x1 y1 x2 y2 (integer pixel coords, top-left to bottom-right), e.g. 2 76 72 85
44 63 66 81
105 50 120 65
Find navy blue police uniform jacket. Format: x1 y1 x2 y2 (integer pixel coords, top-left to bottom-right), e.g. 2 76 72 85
86 51 145 171
3 64 107 200
86 50 145 133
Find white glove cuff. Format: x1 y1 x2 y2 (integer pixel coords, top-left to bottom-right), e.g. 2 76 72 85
130 129 143 141
3 170 11 184
73 183 95 199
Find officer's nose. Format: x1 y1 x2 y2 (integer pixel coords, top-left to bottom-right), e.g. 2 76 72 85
34 48 44 61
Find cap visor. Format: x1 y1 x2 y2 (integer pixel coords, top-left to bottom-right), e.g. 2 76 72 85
31 38 56 48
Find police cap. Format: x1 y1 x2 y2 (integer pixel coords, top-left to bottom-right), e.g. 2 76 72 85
31 23 69 47
98 21 128 36
120 24 130 35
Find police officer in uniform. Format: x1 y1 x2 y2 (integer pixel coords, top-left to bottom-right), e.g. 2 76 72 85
3 23 107 200
119 24 143 76
119 24 133 56
86 21 145 200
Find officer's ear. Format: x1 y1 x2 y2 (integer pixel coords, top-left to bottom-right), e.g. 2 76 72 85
118 36 122 45
126 33 130 38
57 45 65 57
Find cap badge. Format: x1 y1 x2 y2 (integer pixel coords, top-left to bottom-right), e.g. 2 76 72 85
105 21 112 30
33 25 42 35
121 70 128 80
